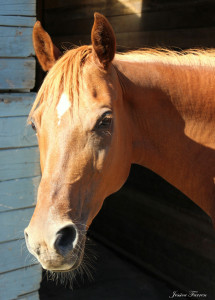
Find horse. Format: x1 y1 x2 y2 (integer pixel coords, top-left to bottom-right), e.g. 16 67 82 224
25 12 215 273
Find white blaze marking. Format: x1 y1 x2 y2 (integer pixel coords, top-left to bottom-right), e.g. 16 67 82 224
56 93 71 125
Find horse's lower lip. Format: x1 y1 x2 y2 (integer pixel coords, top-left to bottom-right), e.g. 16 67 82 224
49 261 80 273
44 259 80 273
49 268 73 273
46 245 83 273
41 235 86 272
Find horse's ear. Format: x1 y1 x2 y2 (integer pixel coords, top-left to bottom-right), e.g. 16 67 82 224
91 13 116 70
33 21 62 72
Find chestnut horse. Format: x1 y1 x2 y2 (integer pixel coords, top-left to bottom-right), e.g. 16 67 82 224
25 13 215 272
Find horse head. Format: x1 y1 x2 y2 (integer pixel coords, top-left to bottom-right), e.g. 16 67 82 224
25 13 132 272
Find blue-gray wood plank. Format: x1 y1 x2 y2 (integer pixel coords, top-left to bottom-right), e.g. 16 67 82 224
0 0 36 16
0 27 35 57
0 265 41 300
0 116 37 148
0 207 35 242
0 176 40 212
0 239 37 273
0 93 36 117
0 58 35 91
0 94 37 148
0 1 40 299
0 16 36 27
0 147 40 181
18 291 40 300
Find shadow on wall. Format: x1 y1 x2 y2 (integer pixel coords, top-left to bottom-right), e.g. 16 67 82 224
35 0 215 89
41 0 215 51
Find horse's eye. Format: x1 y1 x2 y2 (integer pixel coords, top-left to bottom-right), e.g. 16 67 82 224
98 116 112 129
95 112 113 131
31 121 37 132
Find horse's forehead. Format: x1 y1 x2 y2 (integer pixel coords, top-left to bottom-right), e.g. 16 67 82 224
41 63 117 127
83 61 116 90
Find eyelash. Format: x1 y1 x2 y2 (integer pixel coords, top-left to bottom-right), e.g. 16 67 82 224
94 112 113 131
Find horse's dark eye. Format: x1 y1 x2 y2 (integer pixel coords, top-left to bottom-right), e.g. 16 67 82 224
98 116 112 129
95 112 113 131
31 121 37 132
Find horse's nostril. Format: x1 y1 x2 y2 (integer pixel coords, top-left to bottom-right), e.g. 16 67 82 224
54 225 77 255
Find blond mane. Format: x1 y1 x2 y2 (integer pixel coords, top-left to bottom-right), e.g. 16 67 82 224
28 45 92 122
29 46 215 122
115 48 215 67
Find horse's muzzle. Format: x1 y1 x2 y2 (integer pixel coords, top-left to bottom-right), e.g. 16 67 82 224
24 223 85 272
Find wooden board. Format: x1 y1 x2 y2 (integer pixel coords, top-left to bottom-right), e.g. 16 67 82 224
0 27 35 57
0 239 38 273
53 26 215 51
18 291 39 300
0 16 36 27
44 5 215 36
0 58 35 91
44 0 140 10
0 0 40 298
115 27 215 49
43 0 215 52
0 176 40 212
0 207 35 242
0 147 40 182
44 0 215 15
0 0 36 16
0 115 37 149
0 116 37 149
0 94 37 149
0 264 41 300
0 93 36 117
44 0 142 19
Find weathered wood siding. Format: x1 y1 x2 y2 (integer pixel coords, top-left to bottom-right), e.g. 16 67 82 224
0 2 41 299
0 1 35 91
42 0 215 50
40 0 215 297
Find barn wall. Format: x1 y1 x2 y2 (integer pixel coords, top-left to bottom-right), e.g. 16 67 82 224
0 1 41 299
39 0 215 297
42 0 215 50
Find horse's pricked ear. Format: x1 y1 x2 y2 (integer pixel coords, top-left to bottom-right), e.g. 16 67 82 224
33 21 62 72
91 13 116 70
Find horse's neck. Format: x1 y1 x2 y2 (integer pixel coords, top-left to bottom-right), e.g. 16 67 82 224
114 58 215 222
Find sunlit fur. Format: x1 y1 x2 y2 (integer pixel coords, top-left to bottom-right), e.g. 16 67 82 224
28 46 92 122
29 47 215 125
116 48 215 67
29 47 215 123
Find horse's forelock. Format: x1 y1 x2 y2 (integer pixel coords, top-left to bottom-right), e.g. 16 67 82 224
28 45 93 122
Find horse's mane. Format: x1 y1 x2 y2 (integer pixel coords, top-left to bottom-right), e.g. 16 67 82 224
28 45 92 122
115 48 215 67
29 46 215 122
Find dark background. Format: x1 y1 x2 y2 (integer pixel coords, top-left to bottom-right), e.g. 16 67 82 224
37 0 215 299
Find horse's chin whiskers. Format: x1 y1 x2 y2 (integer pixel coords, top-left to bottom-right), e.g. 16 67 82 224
39 235 96 288
45 268 77 289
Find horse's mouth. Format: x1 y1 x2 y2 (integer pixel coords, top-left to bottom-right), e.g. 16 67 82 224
49 262 80 273
41 253 82 273
42 235 86 273
47 254 83 273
